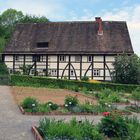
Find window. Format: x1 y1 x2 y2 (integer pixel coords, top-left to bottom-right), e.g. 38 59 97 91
9 69 13 74
93 69 100 76
87 56 92 62
50 69 57 76
37 42 49 48
31 69 35 75
59 55 66 62
75 56 80 62
32 55 43 62
70 70 74 76
15 55 19 61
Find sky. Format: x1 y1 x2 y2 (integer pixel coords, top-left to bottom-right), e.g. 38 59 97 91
0 0 140 56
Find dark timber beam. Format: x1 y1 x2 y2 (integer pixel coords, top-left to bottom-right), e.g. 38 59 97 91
80 55 82 79
57 55 59 79
13 54 15 73
68 55 71 80
91 55 94 79
1 54 5 62
23 54 26 74
103 55 106 81
34 55 37 76
46 55 48 76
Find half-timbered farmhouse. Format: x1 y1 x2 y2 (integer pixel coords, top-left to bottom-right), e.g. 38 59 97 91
2 17 134 81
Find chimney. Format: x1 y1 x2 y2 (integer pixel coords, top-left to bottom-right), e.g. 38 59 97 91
95 17 103 35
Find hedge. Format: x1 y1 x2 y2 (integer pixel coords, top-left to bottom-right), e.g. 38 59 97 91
0 75 10 85
10 75 140 93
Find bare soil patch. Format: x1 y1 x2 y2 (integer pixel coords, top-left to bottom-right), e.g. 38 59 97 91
11 86 97 105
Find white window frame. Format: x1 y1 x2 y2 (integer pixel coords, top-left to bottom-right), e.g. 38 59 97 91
87 56 92 62
59 55 66 62
50 69 57 76
70 70 74 76
15 55 19 61
75 56 80 62
93 69 100 76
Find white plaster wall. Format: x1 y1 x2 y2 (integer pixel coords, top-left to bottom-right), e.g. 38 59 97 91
106 56 115 62
94 56 103 61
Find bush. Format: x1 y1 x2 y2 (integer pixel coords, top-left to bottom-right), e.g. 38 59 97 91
46 101 59 110
125 116 140 140
80 101 95 113
38 118 104 140
64 95 79 107
81 76 89 81
98 112 129 138
21 97 38 110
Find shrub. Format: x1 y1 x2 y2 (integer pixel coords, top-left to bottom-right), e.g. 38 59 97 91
98 112 129 138
80 101 95 113
46 101 59 110
81 76 89 81
21 97 38 110
64 95 79 107
38 118 103 140
125 116 140 140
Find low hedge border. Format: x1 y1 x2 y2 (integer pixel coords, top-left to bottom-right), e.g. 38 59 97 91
11 75 140 93
0 75 10 85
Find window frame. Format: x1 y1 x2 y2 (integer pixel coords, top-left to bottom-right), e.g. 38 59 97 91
70 70 74 76
87 55 92 62
59 55 66 62
93 69 100 76
75 56 80 62
50 69 57 76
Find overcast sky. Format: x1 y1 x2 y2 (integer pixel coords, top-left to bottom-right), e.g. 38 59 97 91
0 0 140 56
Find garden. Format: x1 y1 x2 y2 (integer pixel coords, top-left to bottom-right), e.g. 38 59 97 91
32 112 140 140
11 84 140 115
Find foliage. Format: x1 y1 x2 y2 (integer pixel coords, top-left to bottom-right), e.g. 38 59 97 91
20 14 49 23
0 8 24 39
38 118 104 140
95 89 121 103
19 65 31 75
81 76 89 81
112 54 140 84
0 62 9 75
132 87 140 101
125 116 140 140
98 112 129 139
11 75 140 93
46 101 59 110
125 106 140 113
64 95 79 108
0 8 49 52
80 101 95 113
21 97 39 112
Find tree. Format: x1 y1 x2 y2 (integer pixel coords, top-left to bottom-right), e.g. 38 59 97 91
20 14 49 23
0 9 24 39
112 54 140 84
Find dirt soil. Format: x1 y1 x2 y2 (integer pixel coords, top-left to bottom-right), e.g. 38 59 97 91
11 86 97 105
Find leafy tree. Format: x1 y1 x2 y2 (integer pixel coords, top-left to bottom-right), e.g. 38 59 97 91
20 14 49 23
112 54 140 84
0 9 24 39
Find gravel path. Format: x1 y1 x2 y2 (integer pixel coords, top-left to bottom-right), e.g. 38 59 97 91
0 86 102 140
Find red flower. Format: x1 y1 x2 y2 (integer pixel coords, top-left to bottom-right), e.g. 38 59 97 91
103 112 110 116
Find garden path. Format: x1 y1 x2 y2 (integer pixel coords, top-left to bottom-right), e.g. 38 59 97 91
0 86 102 140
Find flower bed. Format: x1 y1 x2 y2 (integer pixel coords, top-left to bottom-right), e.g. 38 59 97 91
32 113 140 140
19 96 131 116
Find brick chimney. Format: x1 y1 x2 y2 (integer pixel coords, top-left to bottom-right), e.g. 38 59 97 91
95 17 103 35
